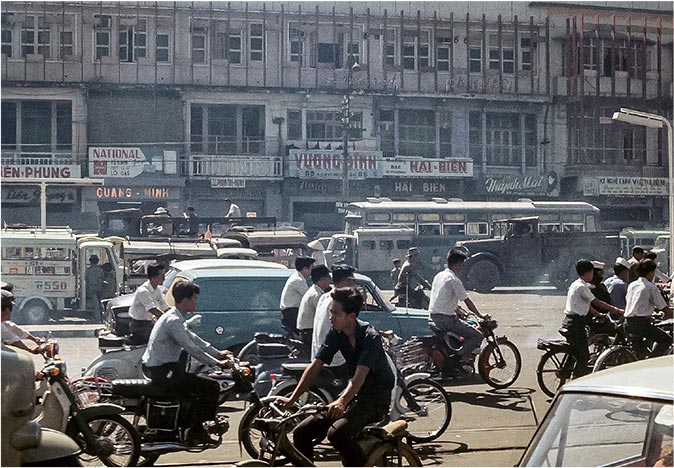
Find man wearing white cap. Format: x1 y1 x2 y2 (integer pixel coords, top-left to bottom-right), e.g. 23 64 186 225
603 257 631 310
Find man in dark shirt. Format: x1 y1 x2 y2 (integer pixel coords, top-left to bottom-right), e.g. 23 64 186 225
278 286 394 467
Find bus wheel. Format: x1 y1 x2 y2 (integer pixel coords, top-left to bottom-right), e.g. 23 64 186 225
20 301 50 325
467 261 500 293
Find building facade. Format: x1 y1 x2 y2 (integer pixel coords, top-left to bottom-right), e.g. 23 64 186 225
1 1 672 233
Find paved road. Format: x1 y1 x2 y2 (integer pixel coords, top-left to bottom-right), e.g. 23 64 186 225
27 286 567 466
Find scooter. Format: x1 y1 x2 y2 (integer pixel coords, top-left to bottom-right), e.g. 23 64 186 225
2 344 81 467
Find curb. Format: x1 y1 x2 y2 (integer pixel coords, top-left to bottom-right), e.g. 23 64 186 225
27 327 102 339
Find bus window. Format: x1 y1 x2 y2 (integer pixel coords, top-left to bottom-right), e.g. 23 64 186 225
539 223 561 233
379 240 394 251
443 213 465 222
396 239 412 250
418 213 440 222
392 213 415 223
562 224 585 232
467 222 489 236
366 213 391 223
443 223 466 235
585 215 597 231
418 224 441 236
361 240 376 250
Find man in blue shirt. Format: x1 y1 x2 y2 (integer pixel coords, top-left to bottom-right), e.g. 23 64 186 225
278 286 394 466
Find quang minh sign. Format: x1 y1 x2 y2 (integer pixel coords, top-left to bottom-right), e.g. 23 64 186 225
88 147 148 178
288 150 383 179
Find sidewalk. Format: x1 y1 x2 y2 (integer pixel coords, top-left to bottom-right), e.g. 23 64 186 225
27 322 103 338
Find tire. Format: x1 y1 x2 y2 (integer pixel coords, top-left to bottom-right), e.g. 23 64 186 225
466 261 500 293
71 414 140 467
19 300 50 325
536 349 575 398
364 441 422 467
478 339 521 389
237 341 261 367
23 455 81 467
396 379 451 443
593 346 638 372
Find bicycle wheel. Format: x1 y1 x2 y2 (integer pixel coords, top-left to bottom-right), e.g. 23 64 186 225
478 339 522 389
71 414 140 467
536 349 575 398
365 441 422 467
593 346 638 372
396 378 451 443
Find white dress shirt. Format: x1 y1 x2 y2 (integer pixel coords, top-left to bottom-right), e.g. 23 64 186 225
1 321 29 344
624 277 668 318
226 204 242 218
279 271 309 310
428 268 469 316
564 278 595 316
296 284 324 330
129 280 170 321
142 307 220 367
311 293 345 366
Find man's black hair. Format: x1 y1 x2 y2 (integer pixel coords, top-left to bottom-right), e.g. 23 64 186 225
614 263 628 275
295 257 315 271
447 248 468 267
575 259 594 276
147 263 166 279
332 264 356 284
632 246 645 255
310 264 331 283
637 258 658 277
330 286 363 317
644 251 658 260
172 280 200 303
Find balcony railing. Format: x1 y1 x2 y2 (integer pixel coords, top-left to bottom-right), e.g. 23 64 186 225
182 154 283 179
1 150 77 166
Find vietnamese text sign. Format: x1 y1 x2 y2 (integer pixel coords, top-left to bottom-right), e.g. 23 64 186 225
288 150 383 179
211 178 246 188
88 147 147 178
2 186 77 204
382 157 473 178
1 164 81 179
480 172 559 197
583 177 668 197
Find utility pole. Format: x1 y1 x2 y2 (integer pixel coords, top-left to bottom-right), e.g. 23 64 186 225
340 59 361 202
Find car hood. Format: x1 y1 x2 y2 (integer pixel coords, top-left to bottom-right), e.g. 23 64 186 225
391 305 429 318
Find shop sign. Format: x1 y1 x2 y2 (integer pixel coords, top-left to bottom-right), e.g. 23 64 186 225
481 172 559 197
287 150 383 179
211 178 246 189
583 177 668 197
88 147 147 178
1 164 81 179
94 186 176 200
2 186 76 204
382 157 473 178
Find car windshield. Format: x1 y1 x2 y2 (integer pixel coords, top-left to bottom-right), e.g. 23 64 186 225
522 392 673 467
163 267 180 289
195 277 285 311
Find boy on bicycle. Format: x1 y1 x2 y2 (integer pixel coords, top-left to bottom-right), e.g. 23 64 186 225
563 259 623 377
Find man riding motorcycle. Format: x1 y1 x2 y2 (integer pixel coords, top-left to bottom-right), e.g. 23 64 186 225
394 247 432 309
142 280 233 445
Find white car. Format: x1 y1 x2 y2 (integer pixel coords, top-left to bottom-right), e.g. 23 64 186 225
519 355 673 467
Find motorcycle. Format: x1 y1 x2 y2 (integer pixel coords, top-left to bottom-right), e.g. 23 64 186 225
238 331 452 459
104 358 262 466
398 310 522 389
33 343 141 466
2 344 81 467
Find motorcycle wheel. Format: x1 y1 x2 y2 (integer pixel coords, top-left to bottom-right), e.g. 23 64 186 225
238 390 327 460
478 339 521 389
536 349 575 398
71 414 140 467
396 378 452 443
592 346 638 372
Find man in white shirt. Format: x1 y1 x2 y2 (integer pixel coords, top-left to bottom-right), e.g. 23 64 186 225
224 199 242 218
624 259 673 357
129 263 170 345
280 257 315 335
311 265 356 370
143 280 232 446
428 249 486 368
562 259 622 377
296 265 331 347
1 290 45 354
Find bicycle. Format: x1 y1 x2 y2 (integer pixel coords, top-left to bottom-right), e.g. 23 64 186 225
593 316 674 372
236 403 422 467
536 316 618 398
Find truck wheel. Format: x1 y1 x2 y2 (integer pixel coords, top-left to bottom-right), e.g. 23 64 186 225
466 261 500 293
19 301 50 325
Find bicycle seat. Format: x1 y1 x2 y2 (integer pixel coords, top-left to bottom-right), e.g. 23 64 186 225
536 338 569 351
253 332 286 343
281 362 312 375
362 420 408 440
558 327 570 338
111 378 174 398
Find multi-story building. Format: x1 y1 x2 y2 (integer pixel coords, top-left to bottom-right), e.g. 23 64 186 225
1 1 671 233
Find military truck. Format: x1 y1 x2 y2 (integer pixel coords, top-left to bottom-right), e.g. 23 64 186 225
455 217 620 292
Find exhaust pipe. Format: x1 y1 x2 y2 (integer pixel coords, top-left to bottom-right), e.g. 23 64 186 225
140 442 190 455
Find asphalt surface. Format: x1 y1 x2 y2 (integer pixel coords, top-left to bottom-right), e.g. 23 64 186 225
26 286 567 466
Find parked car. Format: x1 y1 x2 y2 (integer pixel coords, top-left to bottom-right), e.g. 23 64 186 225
104 264 430 353
519 355 673 467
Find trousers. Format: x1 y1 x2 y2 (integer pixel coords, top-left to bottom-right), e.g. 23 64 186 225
429 313 483 357
281 307 300 335
625 316 673 357
562 314 590 378
129 319 153 346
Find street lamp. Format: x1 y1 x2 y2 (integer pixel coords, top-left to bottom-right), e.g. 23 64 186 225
341 60 361 202
612 108 674 276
